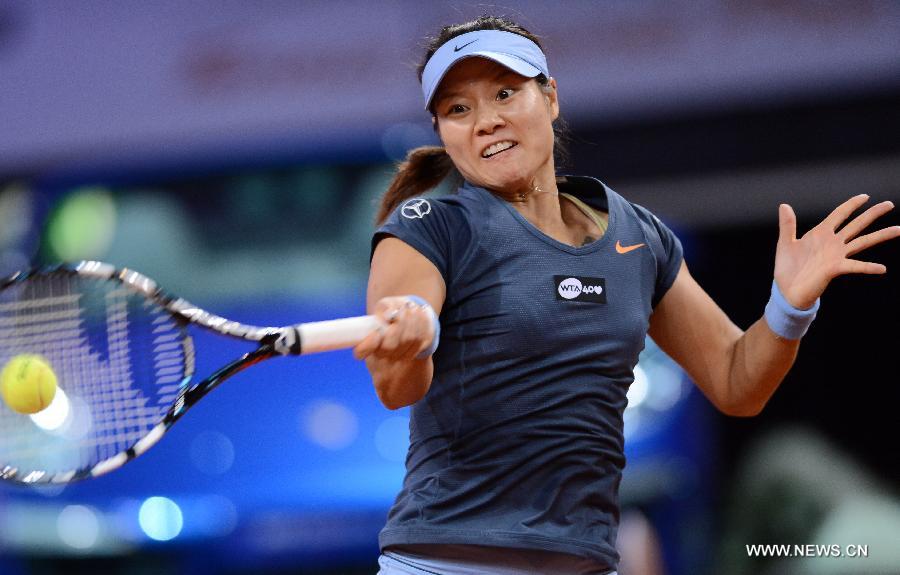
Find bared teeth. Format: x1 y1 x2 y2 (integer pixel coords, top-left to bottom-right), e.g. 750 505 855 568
482 141 517 158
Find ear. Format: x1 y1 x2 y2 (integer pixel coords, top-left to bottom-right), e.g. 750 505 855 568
432 115 443 139
545 77 560 121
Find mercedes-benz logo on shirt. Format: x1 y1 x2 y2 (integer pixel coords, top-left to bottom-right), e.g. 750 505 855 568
401 199 432 219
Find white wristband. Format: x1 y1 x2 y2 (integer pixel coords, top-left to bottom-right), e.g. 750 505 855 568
764 280 819 340
404 295 440 358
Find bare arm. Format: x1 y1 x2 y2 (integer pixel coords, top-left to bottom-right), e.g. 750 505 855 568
648 263 799 416
649 196 899 417
353 237 446 410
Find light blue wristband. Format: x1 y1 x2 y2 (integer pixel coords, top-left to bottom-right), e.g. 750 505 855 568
405 295 440 359
764 280 820 340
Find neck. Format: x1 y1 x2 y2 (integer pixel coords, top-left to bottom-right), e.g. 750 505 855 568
510 171 563 224
507 160 559 202
508 174 604 247
514 178 556 200
468 161 560 217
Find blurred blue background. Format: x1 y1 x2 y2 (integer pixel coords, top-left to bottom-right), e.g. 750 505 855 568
1 2 898 574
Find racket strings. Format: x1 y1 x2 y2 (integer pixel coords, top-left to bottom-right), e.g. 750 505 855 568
0 272 190 480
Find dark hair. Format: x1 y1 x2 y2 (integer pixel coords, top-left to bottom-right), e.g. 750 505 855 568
375 15 570 225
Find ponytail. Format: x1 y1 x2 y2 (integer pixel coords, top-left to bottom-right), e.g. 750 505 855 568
375 146 458 225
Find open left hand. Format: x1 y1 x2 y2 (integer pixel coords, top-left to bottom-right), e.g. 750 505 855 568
774 194 900 309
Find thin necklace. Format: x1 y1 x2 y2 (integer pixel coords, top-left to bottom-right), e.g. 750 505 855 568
518 183 545 201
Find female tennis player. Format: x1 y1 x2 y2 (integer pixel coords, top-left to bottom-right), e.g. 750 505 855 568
353 16 899 575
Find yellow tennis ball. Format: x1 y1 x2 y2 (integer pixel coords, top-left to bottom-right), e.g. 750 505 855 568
0 354 58 415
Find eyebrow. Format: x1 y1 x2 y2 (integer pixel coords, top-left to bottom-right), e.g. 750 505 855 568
434 67 524 106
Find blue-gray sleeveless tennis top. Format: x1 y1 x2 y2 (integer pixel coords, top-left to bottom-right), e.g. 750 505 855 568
371 176 683 569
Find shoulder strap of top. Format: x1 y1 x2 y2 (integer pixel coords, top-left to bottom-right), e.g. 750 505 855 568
560 192 609 235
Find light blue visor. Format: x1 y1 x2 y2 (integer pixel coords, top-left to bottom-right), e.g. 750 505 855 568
421 30 549 110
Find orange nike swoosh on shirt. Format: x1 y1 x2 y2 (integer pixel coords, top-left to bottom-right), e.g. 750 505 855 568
615 240 646 254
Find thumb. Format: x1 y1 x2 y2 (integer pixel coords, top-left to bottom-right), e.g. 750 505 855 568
778 203 796 244
353 329 382 360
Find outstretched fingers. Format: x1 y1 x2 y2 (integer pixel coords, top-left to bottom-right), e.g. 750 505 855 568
845 225 900 257
839 200 895 241
823 194 871 232
838 258 887 275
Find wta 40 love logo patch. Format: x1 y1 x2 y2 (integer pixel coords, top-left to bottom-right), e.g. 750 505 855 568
554 276 606 303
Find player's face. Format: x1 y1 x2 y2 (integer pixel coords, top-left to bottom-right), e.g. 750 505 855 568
432 58 559 194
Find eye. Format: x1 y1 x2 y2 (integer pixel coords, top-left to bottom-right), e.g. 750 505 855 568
496 88 515 100
445 103 467 115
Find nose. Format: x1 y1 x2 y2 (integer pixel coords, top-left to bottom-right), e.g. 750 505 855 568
474 103 505 136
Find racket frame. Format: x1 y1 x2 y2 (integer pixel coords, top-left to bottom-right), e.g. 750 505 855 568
0 261 378 484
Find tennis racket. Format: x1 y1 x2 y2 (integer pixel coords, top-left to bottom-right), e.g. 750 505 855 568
0 261 383 485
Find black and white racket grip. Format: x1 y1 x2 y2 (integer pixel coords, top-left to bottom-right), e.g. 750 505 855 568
275 315 383 355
